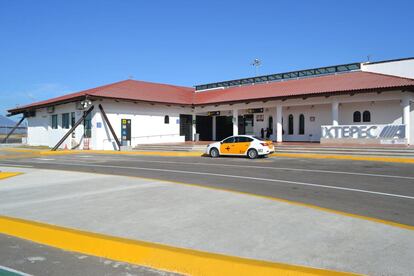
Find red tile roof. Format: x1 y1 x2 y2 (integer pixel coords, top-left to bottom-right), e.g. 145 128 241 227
8 71 414 114
9 80 194 113
194 71 414 105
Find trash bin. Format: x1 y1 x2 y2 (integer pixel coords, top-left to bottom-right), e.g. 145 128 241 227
194 133 200 142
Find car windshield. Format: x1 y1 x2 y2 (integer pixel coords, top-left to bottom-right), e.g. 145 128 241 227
252 136 265 141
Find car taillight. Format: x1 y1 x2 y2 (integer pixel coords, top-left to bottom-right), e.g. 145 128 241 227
260 143 268 146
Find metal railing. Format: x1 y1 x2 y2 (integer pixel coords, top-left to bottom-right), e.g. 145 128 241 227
103 133 183 147
0 126 27 144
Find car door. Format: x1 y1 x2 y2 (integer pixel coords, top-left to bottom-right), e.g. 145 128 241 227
220 137 237 155
234 136 253 155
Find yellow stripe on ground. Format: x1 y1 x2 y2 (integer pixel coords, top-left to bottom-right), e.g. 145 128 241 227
270 152 414 164
0 215 359 276
3 147 414 163
40 150 203 157
38 150 414 163
0 172 22 180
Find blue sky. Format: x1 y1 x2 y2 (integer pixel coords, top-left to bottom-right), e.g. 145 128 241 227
1 0 413 118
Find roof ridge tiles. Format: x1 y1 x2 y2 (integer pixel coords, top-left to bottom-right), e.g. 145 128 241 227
7 71 414 115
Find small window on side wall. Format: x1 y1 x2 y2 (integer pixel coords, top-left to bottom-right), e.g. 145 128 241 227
62 113 70 129
363 111 371 122
164 115 169 124
51 114 58 129
353 111 361 123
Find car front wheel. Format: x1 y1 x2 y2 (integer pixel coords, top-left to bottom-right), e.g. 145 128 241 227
210 148 220 158
247 149 258 159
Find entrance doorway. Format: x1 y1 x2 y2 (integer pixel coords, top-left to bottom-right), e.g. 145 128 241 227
237 114 254 135
216 116 233 140
179 114 193 141
196 116 212 141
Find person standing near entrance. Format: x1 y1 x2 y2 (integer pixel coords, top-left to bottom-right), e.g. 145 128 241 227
266 127 272 139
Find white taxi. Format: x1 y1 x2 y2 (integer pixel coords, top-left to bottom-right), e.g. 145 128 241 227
206 135 274 159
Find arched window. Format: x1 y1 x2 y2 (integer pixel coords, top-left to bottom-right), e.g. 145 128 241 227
299 114 305 135
288 114 294 135
363 111 371 122
164 115 169 124
353 111 361 123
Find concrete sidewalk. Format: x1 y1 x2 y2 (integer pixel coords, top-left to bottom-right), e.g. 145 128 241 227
0 167 413 275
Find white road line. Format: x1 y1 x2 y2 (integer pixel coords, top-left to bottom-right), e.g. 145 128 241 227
0 182 165 209
13 160 414 200
50 157 414 180
0 265 32 276
276 150 414 156
33 158 55 161
0 164 34 168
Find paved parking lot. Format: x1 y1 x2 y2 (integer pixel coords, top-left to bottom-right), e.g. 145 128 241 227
0 154 414 275
1 153 413 225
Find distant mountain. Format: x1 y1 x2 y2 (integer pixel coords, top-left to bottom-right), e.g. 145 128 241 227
0 115 26 135
0 115 16 126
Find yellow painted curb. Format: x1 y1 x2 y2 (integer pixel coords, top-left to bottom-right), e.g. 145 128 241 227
40 150 203 157
43 150 414 163
0 172 22 180
3 147 414 163
270 152 414 164
0 215 360 276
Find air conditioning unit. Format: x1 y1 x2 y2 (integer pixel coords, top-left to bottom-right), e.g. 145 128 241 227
46 106 55 113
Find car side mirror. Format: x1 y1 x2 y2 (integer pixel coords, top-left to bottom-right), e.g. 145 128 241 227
220 141 223 144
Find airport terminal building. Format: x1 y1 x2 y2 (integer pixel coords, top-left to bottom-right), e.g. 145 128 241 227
7 57 414 150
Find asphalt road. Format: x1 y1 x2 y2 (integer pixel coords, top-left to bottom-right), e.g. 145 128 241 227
1 154 413 225
0 233 179 276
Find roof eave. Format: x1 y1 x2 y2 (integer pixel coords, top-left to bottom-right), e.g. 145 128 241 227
7 95 90 116
194 86 414 107
7 94 193 116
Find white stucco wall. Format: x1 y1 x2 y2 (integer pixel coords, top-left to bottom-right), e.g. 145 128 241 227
197 90 412 143
361 59 414 79
411 100 414 143
24 90 414 148
339 100 402 125
26 100 191 150
27 103 85 149
281 104 332 142
94 100 190 150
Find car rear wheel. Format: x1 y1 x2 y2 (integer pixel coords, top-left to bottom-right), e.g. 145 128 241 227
210 148 220 158
247 149 258 159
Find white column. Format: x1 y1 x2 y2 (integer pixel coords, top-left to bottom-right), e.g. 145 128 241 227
276 105 282 143
402 96 411 144
192 114 197 141
212 116 216 141
233 109 238 136
332 101 339 126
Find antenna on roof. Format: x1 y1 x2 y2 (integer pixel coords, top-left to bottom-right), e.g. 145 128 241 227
366 55 372 63
251 58 262 76
128 75 134 80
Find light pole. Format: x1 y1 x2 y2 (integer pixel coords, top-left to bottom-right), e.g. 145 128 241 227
251 58 262 76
